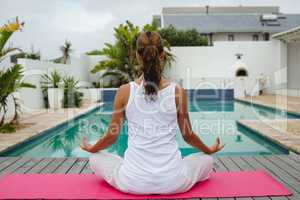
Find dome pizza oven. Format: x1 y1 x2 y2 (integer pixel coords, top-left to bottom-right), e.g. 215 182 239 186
236 68 248 77
234 53 248 77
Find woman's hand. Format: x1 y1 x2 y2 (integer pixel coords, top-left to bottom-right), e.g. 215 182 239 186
209 137 225 154
80 138 95 153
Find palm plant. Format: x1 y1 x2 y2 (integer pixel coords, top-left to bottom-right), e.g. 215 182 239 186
40 70 62 108
88 20 175 87
0 17 24 62
24 46 41 60
0 18 35 129
41 70 62 88
59 40 73 64
0 64 35 126
62 76 83 108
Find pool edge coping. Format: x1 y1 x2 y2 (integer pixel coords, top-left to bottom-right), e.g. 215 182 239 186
237 120 300 154
0 102 104 156
235 98 300 117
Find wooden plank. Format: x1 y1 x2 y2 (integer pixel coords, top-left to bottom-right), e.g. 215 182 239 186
255 156 300 194
275 155 300 173
214 157 235 200
0 157 31 175
266 156 300 182
218 157 240 171
80 161 93 174
39 158 66 174
26 158 54 174
67 158 88 174
53 158 77 174
241 156 291 200
0 157 21 173
246 197 270 200
288 154 300 164
12 158 42 174
231 157 272 200
214 157 227 172
230 157 253 171
0 157 9 164
256 156 300 200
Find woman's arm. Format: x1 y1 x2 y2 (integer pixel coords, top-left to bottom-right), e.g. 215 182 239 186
81 84 128 153
176 86 224 154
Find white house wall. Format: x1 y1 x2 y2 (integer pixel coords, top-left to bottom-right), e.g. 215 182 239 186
287 42 300 96
16 55 101 111
165 40 286 96
213 33 265 42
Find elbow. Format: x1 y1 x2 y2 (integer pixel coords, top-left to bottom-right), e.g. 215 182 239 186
183 132 193 143
107 132 119 144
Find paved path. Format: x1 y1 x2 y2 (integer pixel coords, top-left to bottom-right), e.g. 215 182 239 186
0 101 102 153
1 154 299 199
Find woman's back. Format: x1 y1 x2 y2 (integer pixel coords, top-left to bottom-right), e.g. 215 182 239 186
117 80 188 194
83 31 222 195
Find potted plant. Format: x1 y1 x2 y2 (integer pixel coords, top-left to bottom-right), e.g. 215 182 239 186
62 76 83 108
41 70 63 109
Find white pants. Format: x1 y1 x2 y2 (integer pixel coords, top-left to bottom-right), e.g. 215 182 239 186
89 151 213 194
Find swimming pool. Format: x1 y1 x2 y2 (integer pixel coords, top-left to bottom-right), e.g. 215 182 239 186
3 100 298 157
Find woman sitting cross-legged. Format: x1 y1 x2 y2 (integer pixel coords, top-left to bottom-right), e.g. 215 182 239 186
81 31 224 195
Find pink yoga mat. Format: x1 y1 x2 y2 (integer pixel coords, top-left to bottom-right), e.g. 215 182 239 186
0 171 292 199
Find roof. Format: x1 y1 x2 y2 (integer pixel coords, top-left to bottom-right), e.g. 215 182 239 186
162 14 300 33
163 6 279 15
272 26 300 42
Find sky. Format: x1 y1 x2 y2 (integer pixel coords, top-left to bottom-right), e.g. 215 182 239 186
1 0 300 59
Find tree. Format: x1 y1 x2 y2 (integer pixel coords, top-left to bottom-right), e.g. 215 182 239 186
0 18 35 129
55 40 73 64
0 17 24 62
88 20 175 87
158 25 208 46
0 65 35 126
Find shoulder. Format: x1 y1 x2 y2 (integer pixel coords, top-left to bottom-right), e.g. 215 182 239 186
113 83 130 107
174 84 188 110
174 84 186 97
117 83 130 97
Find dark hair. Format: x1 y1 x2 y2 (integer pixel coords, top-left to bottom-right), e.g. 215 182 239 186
137 31 164 101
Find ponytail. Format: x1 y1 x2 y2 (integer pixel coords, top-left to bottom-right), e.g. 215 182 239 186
137 31 164 101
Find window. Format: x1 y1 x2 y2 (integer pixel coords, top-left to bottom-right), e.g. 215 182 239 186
253 34 259 41
263 33 270 41
228 34 234 41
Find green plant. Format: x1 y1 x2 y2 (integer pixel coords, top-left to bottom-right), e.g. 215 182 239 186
88 20 175 87
24 46 41 60
158 25 208 46
0 17 24 62
0 123 16 133
40 70 62 108
41 70 62 88
54 40 73 64
0 18 36 130
62 76 83 108
0 64 35 126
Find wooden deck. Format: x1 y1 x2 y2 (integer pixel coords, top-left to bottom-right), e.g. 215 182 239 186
0 155 300 200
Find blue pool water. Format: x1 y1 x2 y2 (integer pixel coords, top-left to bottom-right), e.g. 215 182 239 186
3 100 298 157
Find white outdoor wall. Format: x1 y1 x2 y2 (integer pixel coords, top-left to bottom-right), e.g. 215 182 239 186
285 43 300 97
165 40 286 96
213 33 265 42
16 55 103 111
287 43 300 89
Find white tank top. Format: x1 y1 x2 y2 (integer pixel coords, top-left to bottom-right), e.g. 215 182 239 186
116 81 188 194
